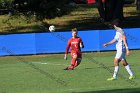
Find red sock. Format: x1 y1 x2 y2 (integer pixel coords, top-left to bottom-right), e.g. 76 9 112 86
74 61 81 68
68 58 77 69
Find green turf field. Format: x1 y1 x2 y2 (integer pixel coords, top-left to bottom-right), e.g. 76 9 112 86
0 50 140 93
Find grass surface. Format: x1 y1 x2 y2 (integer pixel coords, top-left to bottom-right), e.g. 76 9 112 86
0 50 140 93
0 4 140 34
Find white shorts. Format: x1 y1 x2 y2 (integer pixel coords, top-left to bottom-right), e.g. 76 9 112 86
115 49 126 60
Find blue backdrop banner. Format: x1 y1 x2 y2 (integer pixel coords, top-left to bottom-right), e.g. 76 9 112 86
0 28 140 56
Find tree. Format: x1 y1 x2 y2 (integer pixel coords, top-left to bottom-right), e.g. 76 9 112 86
1 0 70 19
136 0 140 10
97 0 124 22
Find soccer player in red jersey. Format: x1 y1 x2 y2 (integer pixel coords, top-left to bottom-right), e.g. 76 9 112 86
64 28 84 70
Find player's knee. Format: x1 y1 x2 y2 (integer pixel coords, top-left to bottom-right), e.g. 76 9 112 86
114 58 119 66
122 59 128 66
73 54 77 58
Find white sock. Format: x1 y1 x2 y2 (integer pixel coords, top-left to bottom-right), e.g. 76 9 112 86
125 65 134 76
113 66 119 79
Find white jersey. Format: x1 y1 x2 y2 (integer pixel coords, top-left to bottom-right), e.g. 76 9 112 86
114 28 125 51
114 28 126 60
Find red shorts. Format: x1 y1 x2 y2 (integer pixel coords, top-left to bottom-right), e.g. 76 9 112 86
71 51 82 58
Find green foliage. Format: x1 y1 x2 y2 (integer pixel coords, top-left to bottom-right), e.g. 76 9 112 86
0 0 13 3
0 0 14 8
30 0 70 19
0 0 70 19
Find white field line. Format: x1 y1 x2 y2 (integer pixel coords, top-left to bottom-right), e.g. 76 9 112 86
63 87 96 92
32 62 68 66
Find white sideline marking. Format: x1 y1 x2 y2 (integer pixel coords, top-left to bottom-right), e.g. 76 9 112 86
64 87 95 92
32 62 68 66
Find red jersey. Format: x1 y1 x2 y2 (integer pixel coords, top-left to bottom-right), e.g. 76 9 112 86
65 37 83 54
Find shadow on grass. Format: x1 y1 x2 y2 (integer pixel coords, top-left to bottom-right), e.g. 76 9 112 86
57 5 140 31
123 15 140 28
56 17 109 31
1 5 140 33
0 24 50 34
60 14 140 31
1 14 140 34
73 88 140 93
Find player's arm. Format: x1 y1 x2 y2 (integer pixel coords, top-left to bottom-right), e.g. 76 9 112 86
103 39 117 47
80 38 84 48
80 39 84 48
122 35 130 56
64 40 71 60
80 41 84 48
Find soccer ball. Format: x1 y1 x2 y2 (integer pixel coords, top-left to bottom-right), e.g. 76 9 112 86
49 25 55 32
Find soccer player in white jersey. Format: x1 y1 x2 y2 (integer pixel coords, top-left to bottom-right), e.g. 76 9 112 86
103 24 135 80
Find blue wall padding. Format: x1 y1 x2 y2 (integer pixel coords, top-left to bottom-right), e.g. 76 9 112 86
78 30 100 51
0 28 140 56
35 32 69 53
124 28 140 49
0 34 36 56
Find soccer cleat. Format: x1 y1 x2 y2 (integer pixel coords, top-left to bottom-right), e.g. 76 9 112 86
63 67 73 70
129 76 135 80
63 67 69 70
107 77 116 81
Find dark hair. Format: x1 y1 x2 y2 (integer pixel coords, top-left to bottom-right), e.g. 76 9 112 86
112 19 121 27
72 28 78 32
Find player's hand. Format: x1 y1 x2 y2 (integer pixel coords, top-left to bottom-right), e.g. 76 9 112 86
126 49 130 56
64 54 67 60
103 43 108 47
80 43 82 48
80 43 83 48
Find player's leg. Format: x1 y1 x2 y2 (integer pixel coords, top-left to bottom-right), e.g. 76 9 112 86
70 52 77 69
74 58 81 67
64 52 77 70
121 51 135 79
107 50 121 80
74 53 82 68
107 58 121 81
113 58 121 79
121 52 135 79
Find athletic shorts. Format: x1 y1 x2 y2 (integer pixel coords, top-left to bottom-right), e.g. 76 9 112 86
71 51 82 62
115 49 126 60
